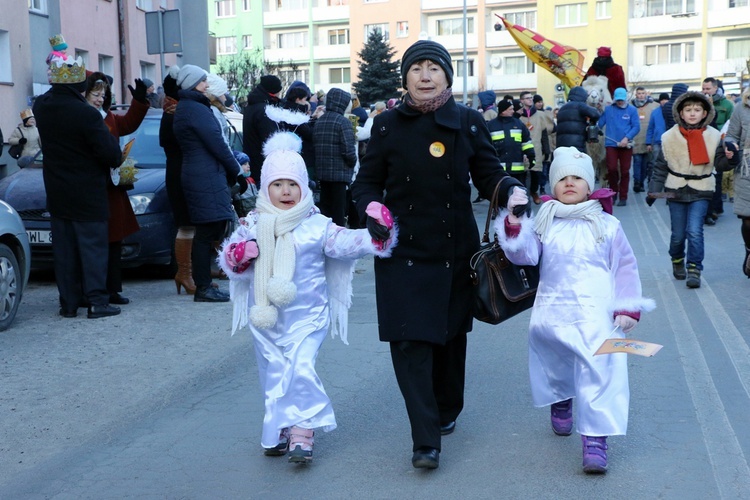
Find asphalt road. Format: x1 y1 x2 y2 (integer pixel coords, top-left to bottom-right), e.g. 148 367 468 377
1 190 749 499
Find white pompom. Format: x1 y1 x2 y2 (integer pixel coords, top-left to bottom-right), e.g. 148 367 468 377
267 277 297 306
250 305 278 329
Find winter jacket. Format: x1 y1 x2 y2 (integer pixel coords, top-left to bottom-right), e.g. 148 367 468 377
710 93 734 130
663 83 689 131
631 99 660 154
174 89 240 224
585 57 626 97
8 123 42 158
597 102 641 148
160 98 191 227
555 86 600 152
725 88 750 217
487 115 535 173
351 96 522 344
650 92 727 203
242 85 283 184
518 106 555 170
646 105 667 147
33 84 122 221
313 88 357 183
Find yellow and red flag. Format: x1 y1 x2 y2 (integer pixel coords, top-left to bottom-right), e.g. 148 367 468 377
497 15 585 88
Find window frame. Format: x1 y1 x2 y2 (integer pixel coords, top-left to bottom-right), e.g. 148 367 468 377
436 17 474 36
328 28 350 46
554 3 588 28
644 41 695 65
329 67 351 84
216 36 238 55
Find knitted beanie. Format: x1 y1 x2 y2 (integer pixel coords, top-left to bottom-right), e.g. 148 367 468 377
497 99 513 114
549 146 596 193
205 73 228 98
260 132 310 200
259 75 282 95
400 40 453 88
177 64 207 91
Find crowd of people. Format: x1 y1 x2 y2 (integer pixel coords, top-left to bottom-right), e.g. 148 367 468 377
21 35 750 476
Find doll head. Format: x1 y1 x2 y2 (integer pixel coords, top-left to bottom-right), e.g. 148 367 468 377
549 147 595 205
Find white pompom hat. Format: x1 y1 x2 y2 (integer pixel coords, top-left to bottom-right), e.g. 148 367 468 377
549 146 596 194
260 132 310 200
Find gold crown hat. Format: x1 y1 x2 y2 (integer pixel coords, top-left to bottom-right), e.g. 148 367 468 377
49 57 86 84
20 109 33 121
49 34 67 51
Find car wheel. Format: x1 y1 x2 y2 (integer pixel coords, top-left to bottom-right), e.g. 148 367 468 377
0 244 22 332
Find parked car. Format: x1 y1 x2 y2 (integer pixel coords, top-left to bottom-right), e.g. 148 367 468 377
0 200 30 331
0 108 243 272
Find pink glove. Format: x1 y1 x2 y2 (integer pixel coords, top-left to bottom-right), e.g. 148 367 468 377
614 315 638 334
365 201 394 251
506 187 529 224
224 239 259 274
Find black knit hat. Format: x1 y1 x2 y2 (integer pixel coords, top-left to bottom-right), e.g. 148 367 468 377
259 75 282 95
533 94 544 104
400 40 453 88
658 92 670 102
497 99 513 114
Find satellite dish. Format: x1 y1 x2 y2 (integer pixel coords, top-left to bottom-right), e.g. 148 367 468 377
490 55 502 68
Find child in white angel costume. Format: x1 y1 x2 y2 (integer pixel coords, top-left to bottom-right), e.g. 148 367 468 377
219 132 396 464
496 146 655 474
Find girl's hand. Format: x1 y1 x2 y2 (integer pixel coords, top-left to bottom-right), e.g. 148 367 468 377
614 315 638 334
506 186 529 222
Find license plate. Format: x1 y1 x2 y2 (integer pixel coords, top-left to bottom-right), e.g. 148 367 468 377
27 230 52 244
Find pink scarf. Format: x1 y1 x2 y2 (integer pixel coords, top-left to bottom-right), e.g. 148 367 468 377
405 88 452 114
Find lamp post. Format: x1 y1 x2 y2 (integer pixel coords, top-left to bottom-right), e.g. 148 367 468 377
462 0 468 104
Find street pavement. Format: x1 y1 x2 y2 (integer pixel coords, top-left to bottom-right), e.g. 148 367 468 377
1 189 750 499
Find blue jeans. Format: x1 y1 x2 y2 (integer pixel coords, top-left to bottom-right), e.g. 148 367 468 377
668 199 709 270
632 153 649 184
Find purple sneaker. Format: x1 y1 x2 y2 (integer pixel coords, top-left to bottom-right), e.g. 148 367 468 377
550 399 573 436
581 435 608 473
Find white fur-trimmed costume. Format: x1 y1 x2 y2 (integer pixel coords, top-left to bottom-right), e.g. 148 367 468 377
495 207 654 437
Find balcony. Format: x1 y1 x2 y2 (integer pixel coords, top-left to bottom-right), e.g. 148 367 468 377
627 62 701 83
485 30 516 48
706 58 747 79
264 9 308 27
628 12 702 37
451 76 479 95
311 5 348 24
265 43 350 64
421 0 478 11
432 34 479 51
265 46 311 63
486 73 537 92
708 6 750 29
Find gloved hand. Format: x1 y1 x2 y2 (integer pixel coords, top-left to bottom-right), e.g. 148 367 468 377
224 239 259 274
367 217 390 241
163 75 178 99
19 137 27 145
128 78 148 104
365 201 394 250
236 174 249 195
507 186 530 217
645 195 656 207
614 315 638 334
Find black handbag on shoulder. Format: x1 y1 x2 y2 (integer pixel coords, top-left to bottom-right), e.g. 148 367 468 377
8 127 24 160
470 182 539 325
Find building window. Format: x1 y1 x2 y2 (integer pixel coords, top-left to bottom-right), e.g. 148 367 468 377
328 29 349 45
29 0 48 13
644 42 695 65
75 49 89 67
135 0 152 10
365 24 389 42
140 62 156 84
505 55 535 75
98 55 114 78
277 0 307 9
596 1 612 19
216 0 235 17
280 69 308 83
329 67 350 84
455 59 475 77
730 0 749 6
645 0 695 16
0 30 11 82
436 17 474 36
216 36 237 55
555 3 587 27
242 35 253 50
397 21 409 38
277 31 308 49
728 38 750 59
243 0 251 10
328 0 348 5
503 10 536 29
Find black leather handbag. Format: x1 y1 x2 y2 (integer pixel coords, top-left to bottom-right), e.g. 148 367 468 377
470 183 539 325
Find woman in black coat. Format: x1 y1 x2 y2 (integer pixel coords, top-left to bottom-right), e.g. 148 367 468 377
173 65 241 302
352 40 525 470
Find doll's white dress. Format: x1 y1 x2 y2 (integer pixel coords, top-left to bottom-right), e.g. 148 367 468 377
496 212 654 436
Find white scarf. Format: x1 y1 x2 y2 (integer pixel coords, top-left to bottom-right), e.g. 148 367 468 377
534 199 606 243
250 193 315 329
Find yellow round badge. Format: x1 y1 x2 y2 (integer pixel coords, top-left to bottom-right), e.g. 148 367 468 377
429 142 446 158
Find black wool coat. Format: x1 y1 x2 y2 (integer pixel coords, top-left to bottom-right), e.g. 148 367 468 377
351 97 522 344
34 85 122 221
242 86 281 184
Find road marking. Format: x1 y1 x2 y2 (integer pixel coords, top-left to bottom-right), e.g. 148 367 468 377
656 270 750 498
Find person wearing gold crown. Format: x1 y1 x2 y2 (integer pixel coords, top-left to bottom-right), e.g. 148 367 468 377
8 109 41 159
33 56 124 319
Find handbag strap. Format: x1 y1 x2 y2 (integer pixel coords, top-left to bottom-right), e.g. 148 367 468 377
481 181 503 244
17 126 24 139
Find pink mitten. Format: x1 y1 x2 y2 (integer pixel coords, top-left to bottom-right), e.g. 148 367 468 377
365 202 394 251
224 239 259 273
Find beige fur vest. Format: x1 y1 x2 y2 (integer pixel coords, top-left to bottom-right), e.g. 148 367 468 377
661 126 721 193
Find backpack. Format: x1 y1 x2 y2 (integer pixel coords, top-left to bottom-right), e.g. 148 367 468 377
8 127 24 159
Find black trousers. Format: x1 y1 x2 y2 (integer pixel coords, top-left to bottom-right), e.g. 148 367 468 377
51 217 109 312
192 220 228 289
319 181 348 227
389 332 467 452
107 241 122 295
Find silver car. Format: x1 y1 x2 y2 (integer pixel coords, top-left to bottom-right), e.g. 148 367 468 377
0 200 30 331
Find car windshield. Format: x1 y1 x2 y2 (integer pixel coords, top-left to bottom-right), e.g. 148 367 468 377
120 116 165 169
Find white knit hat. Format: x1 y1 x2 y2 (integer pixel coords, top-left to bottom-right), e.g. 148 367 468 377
176 64 207 91
205 73 228 98
260 132 310 200
549 146 595 194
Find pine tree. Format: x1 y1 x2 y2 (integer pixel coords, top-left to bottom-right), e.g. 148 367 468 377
352 30 401 105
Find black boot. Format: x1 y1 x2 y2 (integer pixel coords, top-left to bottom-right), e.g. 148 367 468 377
194 286 230 302
744 247 750 278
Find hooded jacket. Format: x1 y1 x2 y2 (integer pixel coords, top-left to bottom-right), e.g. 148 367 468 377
555 86 600 152
243 84 282 183
312 88 357 183
663 83 689 131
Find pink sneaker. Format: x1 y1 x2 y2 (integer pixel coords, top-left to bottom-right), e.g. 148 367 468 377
288 426 314 464
581 435 608 473
550 399 573 436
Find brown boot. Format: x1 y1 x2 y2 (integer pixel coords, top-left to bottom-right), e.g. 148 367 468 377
174 237 197 295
